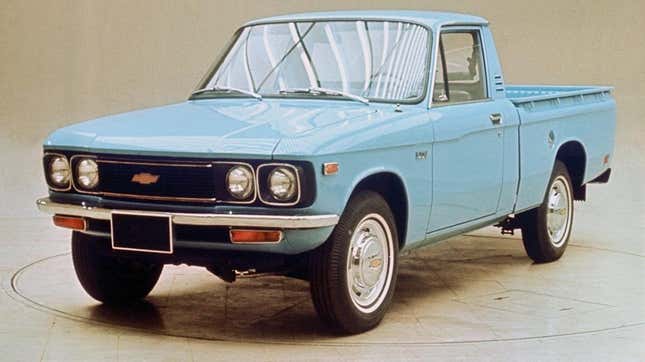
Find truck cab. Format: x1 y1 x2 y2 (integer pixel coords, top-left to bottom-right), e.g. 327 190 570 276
426 24 521 233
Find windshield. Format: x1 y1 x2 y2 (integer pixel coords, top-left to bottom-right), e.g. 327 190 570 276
194 20 431 103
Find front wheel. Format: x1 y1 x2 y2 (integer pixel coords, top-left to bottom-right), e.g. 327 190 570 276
309 191 399 334
71 231 163 304
519 160 575 263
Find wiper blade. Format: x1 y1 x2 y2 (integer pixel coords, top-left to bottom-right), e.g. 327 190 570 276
191 85 262 100
280 86 369 105
313 87 369 105
279 87 311 94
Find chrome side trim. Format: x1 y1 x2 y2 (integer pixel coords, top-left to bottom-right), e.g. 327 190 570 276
36 197 339 229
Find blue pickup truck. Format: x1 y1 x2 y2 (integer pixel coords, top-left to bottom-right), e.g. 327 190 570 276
37 11 615 334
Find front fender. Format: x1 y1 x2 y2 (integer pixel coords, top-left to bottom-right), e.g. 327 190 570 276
306 145 432 249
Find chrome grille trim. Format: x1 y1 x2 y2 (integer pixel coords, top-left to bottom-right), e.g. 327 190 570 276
97 159 214 168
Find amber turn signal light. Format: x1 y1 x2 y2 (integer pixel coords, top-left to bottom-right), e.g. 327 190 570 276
229 229 283 243
323 162 339 175
53 215 86 230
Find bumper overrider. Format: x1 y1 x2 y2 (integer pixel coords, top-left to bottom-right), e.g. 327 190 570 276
36 197 339 255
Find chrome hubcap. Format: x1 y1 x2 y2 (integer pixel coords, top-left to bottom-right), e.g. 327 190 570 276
546 176 572 247
346 214 393 313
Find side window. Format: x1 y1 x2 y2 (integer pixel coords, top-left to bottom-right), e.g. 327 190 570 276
433 30 487 105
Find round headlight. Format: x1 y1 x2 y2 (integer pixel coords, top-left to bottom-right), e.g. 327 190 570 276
226 166 254 200
49 156 70 188
268 167 297 201
76 159 99 189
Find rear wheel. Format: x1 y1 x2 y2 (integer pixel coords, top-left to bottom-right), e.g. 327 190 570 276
519 161 574 263
71 231 163 304
309 191 399 334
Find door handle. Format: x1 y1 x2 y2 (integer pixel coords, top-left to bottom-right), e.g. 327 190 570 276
490 113 503 125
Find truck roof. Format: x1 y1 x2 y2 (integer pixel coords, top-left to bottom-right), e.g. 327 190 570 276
245 10 488 29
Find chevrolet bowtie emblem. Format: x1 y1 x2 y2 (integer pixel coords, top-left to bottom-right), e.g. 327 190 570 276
131 172 160 185
369 258 383 269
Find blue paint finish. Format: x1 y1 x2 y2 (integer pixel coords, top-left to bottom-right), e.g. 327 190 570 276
271 103 434 248
244 10 488 29
426 101 505 231
41 11 616 255
508 86 615 211
45 99 380 159
309 145 433 247
173 227 334 255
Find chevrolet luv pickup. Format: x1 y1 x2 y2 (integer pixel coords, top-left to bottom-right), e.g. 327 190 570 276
36 11 616 334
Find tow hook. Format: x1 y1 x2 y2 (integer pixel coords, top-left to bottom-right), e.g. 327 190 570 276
207 266 268 283
494 216 522 236
235 269 258 278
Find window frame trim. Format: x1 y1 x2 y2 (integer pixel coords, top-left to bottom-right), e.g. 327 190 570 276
190 19 434 105
428 25 492 109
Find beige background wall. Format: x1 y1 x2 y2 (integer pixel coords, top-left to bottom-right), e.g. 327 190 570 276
1 0 643 217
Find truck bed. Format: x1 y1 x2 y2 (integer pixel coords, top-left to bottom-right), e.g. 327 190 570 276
505 84 616 213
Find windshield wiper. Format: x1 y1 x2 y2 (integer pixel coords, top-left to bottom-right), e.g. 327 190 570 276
191 85 262 100
280 86 369 105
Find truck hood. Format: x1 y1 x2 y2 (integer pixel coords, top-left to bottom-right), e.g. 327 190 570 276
45 99 376 158
45 99 426 158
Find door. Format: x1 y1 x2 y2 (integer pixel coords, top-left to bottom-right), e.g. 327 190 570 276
427 28 505 232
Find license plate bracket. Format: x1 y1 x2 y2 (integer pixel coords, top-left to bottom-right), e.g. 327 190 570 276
111 211 173 254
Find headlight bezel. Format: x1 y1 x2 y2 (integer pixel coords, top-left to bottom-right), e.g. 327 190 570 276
69 155 101 193
258 163 302 206
268 167 297 201
225 164 255 201
74 157 100 191
43 153 72 191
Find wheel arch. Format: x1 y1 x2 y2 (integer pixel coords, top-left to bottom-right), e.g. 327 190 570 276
345 171 409 249
554 140 587 201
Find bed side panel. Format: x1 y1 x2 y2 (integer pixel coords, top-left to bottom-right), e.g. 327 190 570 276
514 92 615 212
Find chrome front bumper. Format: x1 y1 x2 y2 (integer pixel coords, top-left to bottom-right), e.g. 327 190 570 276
36 197 339 229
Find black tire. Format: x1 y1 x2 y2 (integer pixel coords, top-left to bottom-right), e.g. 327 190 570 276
309 191 399 334
519 160 574 263
71 231 163 304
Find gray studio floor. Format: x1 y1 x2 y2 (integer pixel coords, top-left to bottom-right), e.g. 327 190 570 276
0 99 643 361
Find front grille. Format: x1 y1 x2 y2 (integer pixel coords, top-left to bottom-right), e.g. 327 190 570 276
97 159 217 202
47 150 316 207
